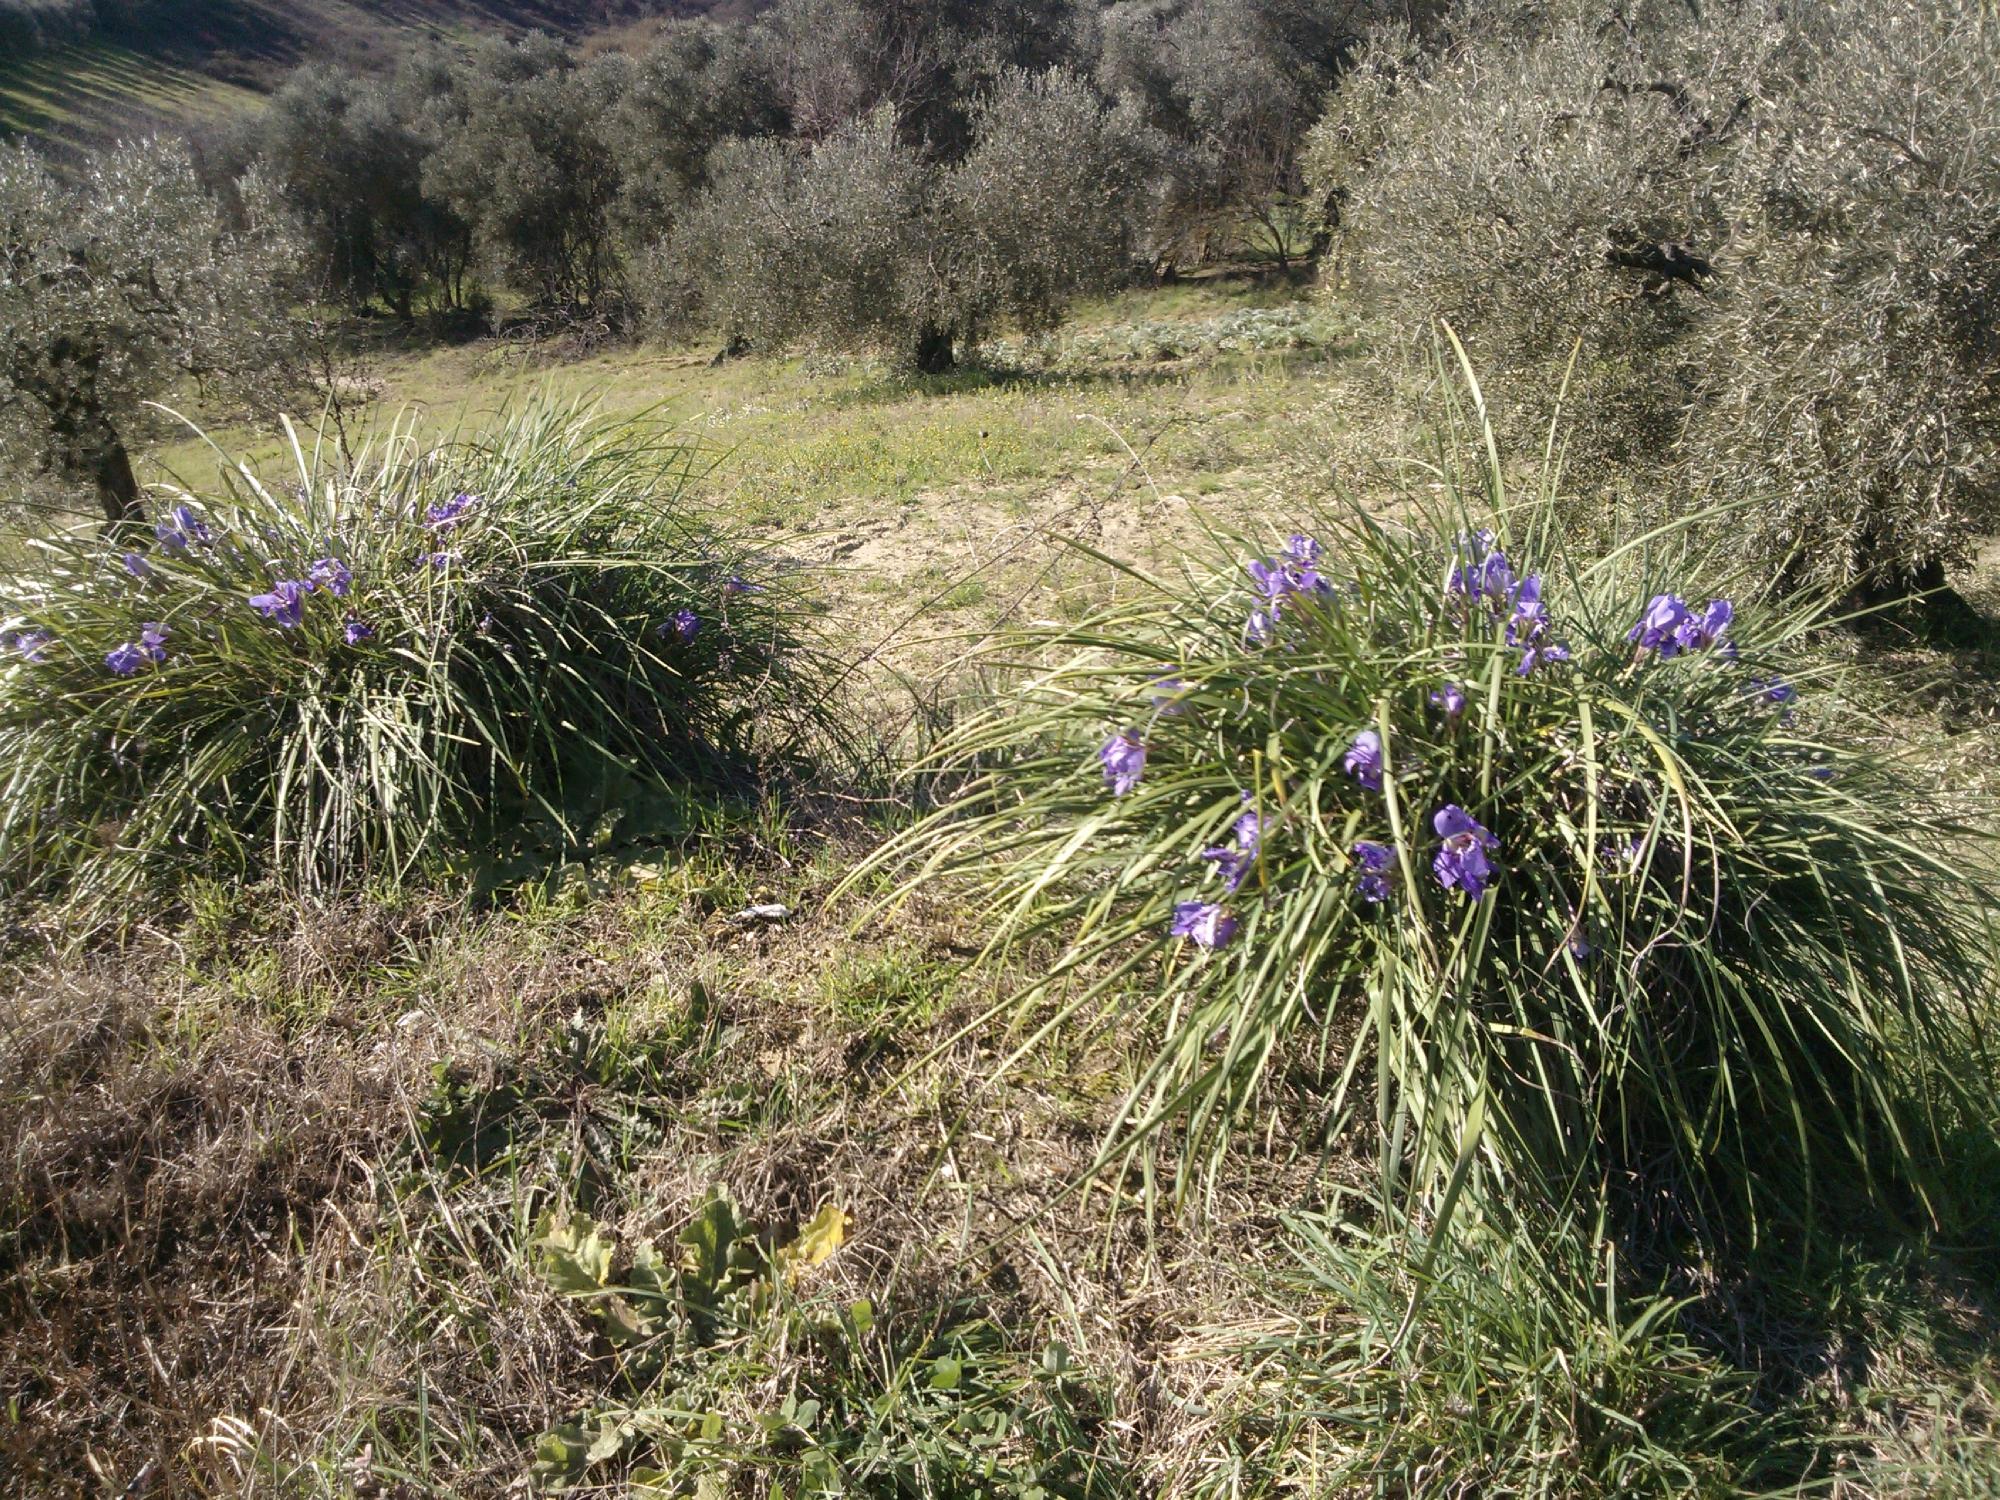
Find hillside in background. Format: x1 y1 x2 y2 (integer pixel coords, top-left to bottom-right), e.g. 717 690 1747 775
0 0 759 146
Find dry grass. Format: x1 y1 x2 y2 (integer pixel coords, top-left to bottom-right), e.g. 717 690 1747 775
0 824 1364 1496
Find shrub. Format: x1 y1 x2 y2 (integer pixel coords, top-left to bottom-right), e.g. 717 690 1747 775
0 406 840 904
1306 0 2000 593
858 386 1987 1237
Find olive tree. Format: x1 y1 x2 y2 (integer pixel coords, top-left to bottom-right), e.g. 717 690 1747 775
422 35 629 317
1309 0 2000 592
1098 0 1406 269
0 138 307 526
650 69 1158 371
253 63 475 320
610 21 787 245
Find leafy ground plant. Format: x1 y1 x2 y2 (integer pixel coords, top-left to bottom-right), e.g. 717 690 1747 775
861 425 1991 1241
530 1191 1121 1497
0 403 843 904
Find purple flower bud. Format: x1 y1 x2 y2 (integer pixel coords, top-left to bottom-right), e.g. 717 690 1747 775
1286 534 1323 566
122 551 152 579
344 618 375 646
425 493 479 531
1099 730 1146 796
1171 900 1237 950
308 557 353 598
1352 839 1395 903
1432 804 1500 900
10 629 52 663
138 622 168 663
1431 682 1466 717
1343 728 1383 792
722 575 763 596
1245 609 1276 646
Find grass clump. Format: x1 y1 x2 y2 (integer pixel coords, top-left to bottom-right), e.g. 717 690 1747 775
865 399 1991 1241
0 403 842 905
1203 1203 1822 1497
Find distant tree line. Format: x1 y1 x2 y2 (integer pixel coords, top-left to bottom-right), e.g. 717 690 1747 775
206 0 1420 367
5 0 1426 521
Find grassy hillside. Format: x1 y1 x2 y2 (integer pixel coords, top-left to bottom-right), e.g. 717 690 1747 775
0 0 756 147
8 281 2000 1498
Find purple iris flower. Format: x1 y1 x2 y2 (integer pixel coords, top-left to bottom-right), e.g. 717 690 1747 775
138 621 168 663
308 558 353 597
1202 804 1265 894
1504 574 1547 645
122 551 152 580
417 551 459 571
1749 676 1796 709
658 608 700 645
1518 641 1571 675
1600 835 1645 873
1432 804 1500 899
1171 900 1237 950
248 579 309 628
1344 728 1384 792
1099 730 1146 796
155 504 212 552
105 641 145 675
1352 839 1395 903
1628 593 1692 657
1431 682 1466 718
10 630 52 662
1673 597 1733 654
1244 533 1333 638
424 492 479 531
344 618 375 645
1150 675 1187 715
1247 557 1287 602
